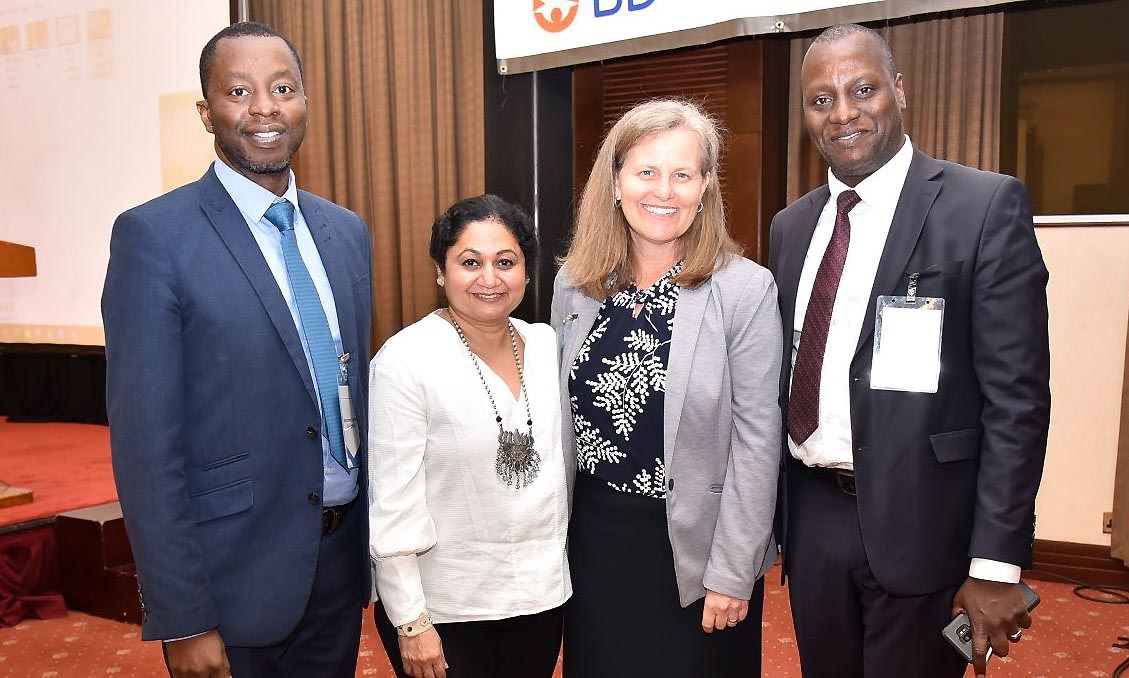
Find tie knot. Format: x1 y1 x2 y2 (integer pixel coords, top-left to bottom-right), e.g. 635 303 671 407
265 200 296 233
836 190 861 216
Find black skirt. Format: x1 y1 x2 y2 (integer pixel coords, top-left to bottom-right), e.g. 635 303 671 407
564 473 763 678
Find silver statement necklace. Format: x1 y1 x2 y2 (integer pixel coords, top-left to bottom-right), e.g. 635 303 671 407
447 311 540 489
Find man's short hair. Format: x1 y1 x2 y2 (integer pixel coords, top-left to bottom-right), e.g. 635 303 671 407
199 21 304 98
810 23 897 80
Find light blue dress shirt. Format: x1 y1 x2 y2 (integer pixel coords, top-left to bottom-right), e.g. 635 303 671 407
213 159 359 506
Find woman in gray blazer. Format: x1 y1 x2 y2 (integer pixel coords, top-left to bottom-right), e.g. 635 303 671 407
551 99 782 677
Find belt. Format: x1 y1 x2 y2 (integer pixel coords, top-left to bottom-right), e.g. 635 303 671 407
805 465 856 496
322 500 354 534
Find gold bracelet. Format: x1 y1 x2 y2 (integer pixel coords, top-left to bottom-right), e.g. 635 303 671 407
396 610 433 637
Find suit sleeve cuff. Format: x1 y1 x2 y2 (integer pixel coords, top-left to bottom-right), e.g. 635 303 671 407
968 558 1021 583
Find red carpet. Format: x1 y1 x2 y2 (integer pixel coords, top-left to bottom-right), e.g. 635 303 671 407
0 574 1126 677
0 416 116 528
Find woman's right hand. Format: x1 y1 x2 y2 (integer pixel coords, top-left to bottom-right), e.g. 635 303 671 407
398 627 447 678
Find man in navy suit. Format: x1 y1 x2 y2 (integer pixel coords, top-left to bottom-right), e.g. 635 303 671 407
102 22 372 678
769 24 1050 678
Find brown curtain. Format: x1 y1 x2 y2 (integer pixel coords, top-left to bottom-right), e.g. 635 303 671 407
249 1 485 347
787 12 1003 202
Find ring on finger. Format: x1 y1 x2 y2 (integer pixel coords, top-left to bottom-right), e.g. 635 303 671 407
726 618 738 626
1007 629 1022 642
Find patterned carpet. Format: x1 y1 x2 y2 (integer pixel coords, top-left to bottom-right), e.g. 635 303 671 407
0 574 1125 677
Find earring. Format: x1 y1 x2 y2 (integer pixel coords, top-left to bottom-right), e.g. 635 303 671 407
696 202 704 214
437 277 444 287
614 195 621 209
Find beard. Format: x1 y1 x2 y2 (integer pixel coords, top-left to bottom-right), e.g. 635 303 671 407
217 136 299 176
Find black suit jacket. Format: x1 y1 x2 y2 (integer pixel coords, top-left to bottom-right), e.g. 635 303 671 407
769 148 1050 596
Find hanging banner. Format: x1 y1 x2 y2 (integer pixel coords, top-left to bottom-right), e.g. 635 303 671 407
494 0 1022 74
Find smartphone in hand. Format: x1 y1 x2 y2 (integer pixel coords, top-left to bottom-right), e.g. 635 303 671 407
942 580 1040 663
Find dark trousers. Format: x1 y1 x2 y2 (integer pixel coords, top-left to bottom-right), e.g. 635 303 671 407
785 457 967 678
220 502 365 678
375 601 563 678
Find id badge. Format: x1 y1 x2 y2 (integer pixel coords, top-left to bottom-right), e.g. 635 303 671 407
338 354 360 468
338 385 360 467
871 277 944 393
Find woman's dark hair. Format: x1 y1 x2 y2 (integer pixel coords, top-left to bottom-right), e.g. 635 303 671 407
430 194 538 271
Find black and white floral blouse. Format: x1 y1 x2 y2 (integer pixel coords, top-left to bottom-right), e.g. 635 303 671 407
569 262 682 499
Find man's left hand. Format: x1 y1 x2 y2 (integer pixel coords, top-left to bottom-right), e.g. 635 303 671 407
951 578 1032 678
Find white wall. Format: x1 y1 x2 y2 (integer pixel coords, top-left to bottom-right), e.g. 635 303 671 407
1034 223 1129 545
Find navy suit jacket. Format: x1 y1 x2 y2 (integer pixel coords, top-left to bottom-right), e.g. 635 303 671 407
769 148 1051 596
102 166 373 645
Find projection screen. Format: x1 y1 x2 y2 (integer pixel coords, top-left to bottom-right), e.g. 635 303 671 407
0 0 228 346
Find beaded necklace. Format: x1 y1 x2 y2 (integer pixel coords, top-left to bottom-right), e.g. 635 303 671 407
446 311 540 488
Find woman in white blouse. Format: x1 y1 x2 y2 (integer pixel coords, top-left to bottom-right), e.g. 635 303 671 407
367 194 570 678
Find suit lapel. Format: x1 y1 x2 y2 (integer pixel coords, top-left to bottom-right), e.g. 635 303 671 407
851 150 943 362
198 168 318 406
301 193 359 375
664 280 709 466
777 188 830 382
559 290 602 387
558 284 600 489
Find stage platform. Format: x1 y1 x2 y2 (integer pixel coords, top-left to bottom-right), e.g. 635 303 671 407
0 415 133 628
0 416 116 529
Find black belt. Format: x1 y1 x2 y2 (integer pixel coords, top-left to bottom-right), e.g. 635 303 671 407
322 500 354 534
805 465 856 496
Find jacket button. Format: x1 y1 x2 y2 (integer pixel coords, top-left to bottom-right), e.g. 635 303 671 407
308 492 320 505
667 478 674 491
306 426 318 439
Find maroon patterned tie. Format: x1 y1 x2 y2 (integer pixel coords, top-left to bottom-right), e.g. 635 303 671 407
788 190 861 445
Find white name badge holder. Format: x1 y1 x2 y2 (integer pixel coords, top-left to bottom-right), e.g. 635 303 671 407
338 352 361 468
870 274 945 393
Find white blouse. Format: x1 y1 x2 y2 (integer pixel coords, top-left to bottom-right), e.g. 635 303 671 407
366 312 571 626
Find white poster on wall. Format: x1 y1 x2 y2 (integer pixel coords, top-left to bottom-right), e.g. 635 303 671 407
494 0 1024 73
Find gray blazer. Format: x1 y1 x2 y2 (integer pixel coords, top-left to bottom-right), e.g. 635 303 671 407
551 255 782 606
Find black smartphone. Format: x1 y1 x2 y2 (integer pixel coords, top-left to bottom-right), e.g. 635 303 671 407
942 580 1041 663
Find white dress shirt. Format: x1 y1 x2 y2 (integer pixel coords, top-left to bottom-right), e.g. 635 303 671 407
367 313 572 626
789 137 912 469
787 137 1019 584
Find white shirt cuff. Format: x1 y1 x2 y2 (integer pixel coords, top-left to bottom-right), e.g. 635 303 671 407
373 553 427 627
968 558 1022 583
163 630 212 643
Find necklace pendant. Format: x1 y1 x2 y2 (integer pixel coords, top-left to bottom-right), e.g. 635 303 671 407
447 311 539 490
496 428 540 489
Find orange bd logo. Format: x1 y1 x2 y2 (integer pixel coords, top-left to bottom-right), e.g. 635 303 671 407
534 0 579 32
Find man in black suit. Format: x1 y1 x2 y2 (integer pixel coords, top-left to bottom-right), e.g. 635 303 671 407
769 24 1050 678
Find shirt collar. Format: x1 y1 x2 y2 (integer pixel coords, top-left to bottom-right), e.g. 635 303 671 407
212 157 301 226
827 135 914 219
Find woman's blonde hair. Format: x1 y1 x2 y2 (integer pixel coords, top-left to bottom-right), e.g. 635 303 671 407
560 98 740 299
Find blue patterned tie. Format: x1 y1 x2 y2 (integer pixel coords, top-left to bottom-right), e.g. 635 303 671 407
264 200 351 471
